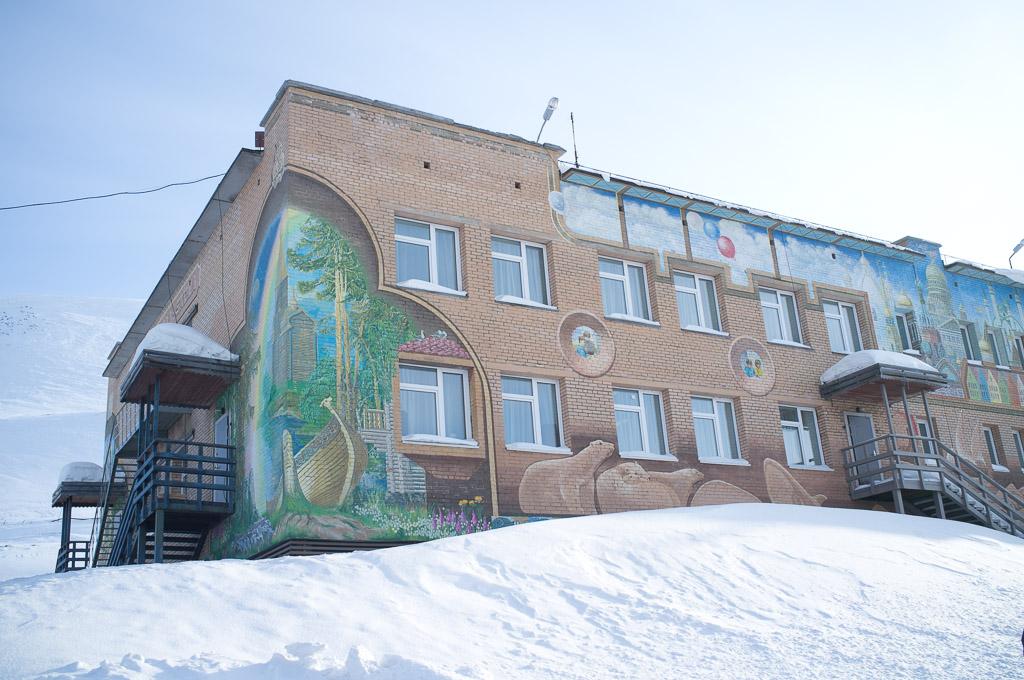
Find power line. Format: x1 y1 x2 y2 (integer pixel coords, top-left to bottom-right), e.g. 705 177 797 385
0 173 225 211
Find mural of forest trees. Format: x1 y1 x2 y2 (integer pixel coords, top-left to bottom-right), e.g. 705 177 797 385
209 207 489 558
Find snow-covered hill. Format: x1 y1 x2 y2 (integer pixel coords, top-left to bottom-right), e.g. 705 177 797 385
0 295 139 580
1 505 1021 679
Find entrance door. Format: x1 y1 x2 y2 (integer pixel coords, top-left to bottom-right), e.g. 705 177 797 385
213 413 230 503
845 413 880 485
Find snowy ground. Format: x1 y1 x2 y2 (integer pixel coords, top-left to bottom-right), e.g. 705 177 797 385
1 504 1021 679
0 295 139 581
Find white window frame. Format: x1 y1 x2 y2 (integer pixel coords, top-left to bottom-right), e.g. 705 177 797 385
982 426 1004 470
491 237 553 308
613 388 674 460
1014 336 1024 369
399 363 475 446
915 417 937 457
823 299 862 354
599 257 654 323
1012 431 1024 469
395 219 464 295
759 288 803 345
960 323 981 363
673 270 723 334
501 375 567 454
692 395 744 464
985 329 1008 368
779 405 826 468
895 313 920 353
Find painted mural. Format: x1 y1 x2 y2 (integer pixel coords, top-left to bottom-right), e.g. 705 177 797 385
517 440 825 516
209 188 490 557
775 233 1024 402
685 211 774 286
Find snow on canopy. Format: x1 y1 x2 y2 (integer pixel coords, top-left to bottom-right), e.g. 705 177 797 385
820 349 941 385
130 323 238 369
0 505 1020 678
58 461 102 484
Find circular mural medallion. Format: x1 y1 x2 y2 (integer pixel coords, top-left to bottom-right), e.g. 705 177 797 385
729 336 776 396
558 311 615 377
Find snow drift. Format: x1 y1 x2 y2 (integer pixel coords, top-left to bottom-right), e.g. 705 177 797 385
1 505 1021 679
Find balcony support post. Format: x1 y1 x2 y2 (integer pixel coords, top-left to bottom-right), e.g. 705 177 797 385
153 509 164 564
135 519 146 565
900 383 916 453
60 498 72 547
934 491 946 519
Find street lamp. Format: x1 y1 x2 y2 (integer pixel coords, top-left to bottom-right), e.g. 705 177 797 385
535 97 559 143
1007 240 1024 270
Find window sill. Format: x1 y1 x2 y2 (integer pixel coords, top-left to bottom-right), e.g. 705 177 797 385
620 451 679 462
605 313 660 327
399 280 467 297
768 339 811 350
992 464 1010 473
788 464 833 472
902 349 921 356
966 359 982 366
996 365 1011 370
402 434 478 448
698 457 750 467
506 443 571 455
495 295 557 311
682 325 728 337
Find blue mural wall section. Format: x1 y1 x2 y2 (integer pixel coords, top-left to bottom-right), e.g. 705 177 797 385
560 170 1024 406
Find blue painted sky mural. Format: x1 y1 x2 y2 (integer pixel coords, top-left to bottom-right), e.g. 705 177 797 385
560 172 1024 406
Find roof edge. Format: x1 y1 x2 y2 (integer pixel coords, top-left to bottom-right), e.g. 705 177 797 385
260 80 566 155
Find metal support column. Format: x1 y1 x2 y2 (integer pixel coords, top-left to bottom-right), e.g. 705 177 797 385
60 498 72 547
153 510 164 563
135 520 146 564
900 384 917 452
934 491 946 519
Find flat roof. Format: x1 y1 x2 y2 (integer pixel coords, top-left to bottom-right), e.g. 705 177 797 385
261 80 566 155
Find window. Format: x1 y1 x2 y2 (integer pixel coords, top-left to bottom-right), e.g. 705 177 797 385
673 271 722 332
613 388 670 458
823 300 863 354
502 376 564 451
779 406 824 467
959 323 981 362
895 313 920 352
915 418 937 456
213 412 230 503
492 237 551 307
982 427 1000 467
395 218 461 293
1014 336 1024 369
759 288 802 344
692 396 742 462
1012 431 1024 469
399 364 473 445
599 257 652 322
985 329 1007 366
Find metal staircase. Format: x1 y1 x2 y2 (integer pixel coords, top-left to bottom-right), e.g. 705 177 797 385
842 433 1024 537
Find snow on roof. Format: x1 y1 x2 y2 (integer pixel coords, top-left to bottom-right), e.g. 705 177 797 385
130 323 238 370
58 461 103 484
820 349 941 385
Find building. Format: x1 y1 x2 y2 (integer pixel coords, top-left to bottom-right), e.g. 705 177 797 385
52 81 1024 571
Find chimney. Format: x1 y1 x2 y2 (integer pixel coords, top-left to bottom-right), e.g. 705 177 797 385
255 130 265 149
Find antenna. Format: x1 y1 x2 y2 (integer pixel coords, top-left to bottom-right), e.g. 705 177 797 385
535 96 559 143
570 112 579 168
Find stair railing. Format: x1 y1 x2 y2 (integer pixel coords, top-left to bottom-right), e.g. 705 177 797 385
843 433 1024 536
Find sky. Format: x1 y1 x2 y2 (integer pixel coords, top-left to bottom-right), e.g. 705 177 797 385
1 1 1023 299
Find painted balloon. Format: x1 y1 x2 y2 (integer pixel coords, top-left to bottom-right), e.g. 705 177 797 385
703 220 720 240
717 235 736 258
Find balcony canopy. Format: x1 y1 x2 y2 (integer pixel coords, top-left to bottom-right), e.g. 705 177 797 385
120 324 240 409
820 350 947 399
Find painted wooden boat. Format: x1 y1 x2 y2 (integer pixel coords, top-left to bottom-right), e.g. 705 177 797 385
286 397 367 507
